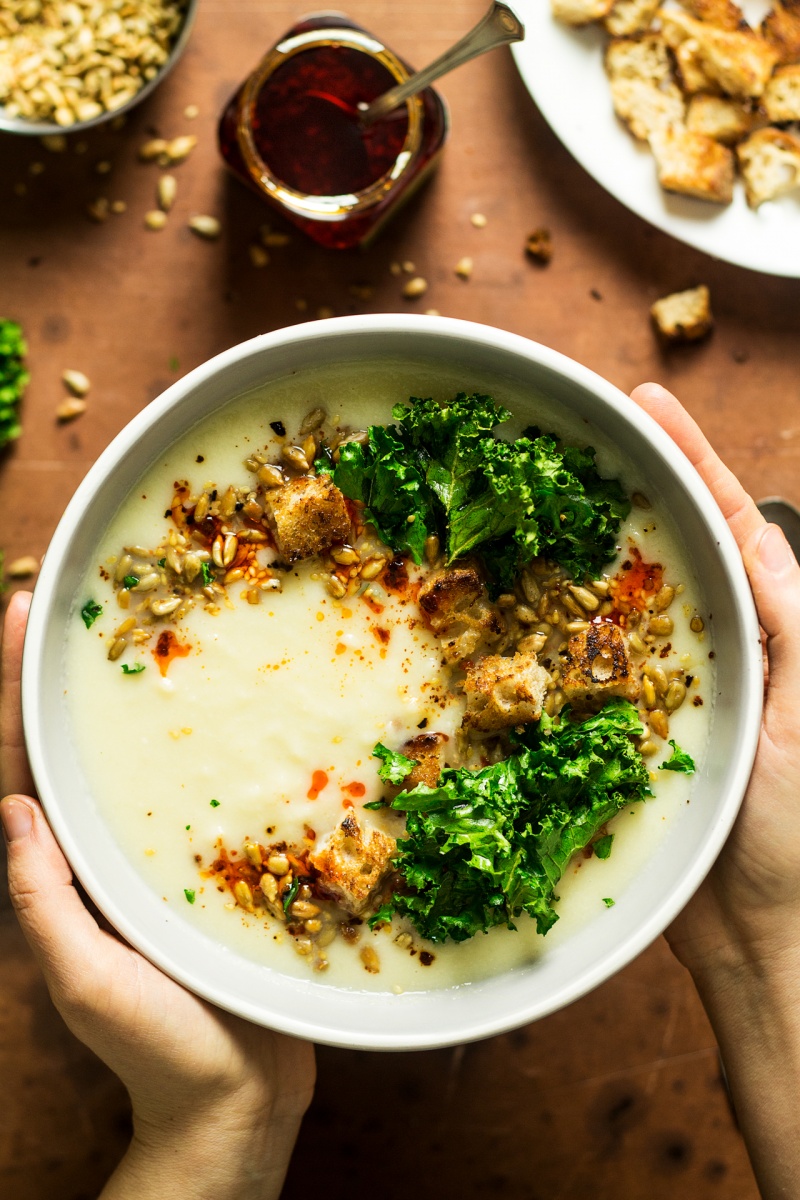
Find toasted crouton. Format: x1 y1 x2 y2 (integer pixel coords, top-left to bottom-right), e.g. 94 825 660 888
674 38 722 92
309 813 396 915
650 126 735 202
659 8 779 96
762 1 800 66
263 473 350 562
399 732 448 789
562 624 640 705
417 565 505 664
764 63 800 119
604 0 660 36
677 0 746 32
552 0 615 24
686 93 765 142
651 286 714 342
606 36 686 139
736 126 800 205
462 653 550 732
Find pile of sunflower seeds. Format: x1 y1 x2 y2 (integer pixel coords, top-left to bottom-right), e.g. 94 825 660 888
0 0 188 126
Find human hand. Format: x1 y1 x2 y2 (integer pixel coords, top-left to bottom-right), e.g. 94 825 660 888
630 384 800 981
1 590 315 1200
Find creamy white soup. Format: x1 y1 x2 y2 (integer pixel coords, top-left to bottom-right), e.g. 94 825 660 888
65 361 713 993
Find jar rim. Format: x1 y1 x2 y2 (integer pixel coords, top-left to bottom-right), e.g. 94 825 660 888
237 26 425 221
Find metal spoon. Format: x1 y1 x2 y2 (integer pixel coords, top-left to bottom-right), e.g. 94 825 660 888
757 497 800 562
358 2 525 126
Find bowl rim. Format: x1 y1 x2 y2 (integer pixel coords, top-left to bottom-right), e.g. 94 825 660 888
21 315 764 1048
0 0 199 137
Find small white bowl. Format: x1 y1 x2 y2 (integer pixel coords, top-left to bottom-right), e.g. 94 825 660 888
22 316 762 1050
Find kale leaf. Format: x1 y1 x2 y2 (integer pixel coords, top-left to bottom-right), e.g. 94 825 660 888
0 321 28 451
321 393 628 579
659 740 696 774
376 699 651 943
372 742 417 784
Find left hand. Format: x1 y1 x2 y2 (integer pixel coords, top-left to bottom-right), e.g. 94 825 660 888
1 590 315 1200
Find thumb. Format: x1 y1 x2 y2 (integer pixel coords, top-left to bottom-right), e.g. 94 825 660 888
741 523 800 748
1 794 105 1009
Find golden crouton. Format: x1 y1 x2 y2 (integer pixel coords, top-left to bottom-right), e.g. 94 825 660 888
605 36 686 140
604 0 660 36
562 624 640 705
417 565 505 664
677 0 746 32
673 38 721 92
309 813 396 916
686 94 765 143
659 8 778 96
263 473 351 562
736 126 800 205
399 732 448 789
462 653 550 732
649 126 735 202
552 0 615 25
764 63 800 120
650 286 714 342
606 33 675 81
762 1 800 66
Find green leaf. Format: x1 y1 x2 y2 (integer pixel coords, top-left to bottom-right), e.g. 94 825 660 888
593 834 614 860
659 740 696 774
283 877 300 912
122 574 139 589
121 662 145 674
363 799 387 810
602 897 615 908
0 320 28 451
209 798 220 807
387 699 650 943
373 742 417 784
80 599 103 628
200 561 214 586
367 902 395 930
184 888 196 904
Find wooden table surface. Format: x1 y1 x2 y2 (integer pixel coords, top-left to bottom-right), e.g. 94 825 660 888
3 1 798 1195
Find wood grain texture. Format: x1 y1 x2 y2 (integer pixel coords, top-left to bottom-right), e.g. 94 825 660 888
2 0 790 1193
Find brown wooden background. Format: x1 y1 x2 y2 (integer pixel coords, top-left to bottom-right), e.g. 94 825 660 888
3 0 799 1195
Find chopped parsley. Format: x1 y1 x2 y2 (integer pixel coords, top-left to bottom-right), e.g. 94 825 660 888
363 799 387 811
371 699 651 943
209 798 220 807
122 574 139 589
0 320 28 451
80 599 103 628
121 662 145 674
169 356 180 372
372 742 417 785
157 557 166 567
602 897 615 908
283 877 300 912
200 561 214 586
593 834 614 860
184 888 196 904
659 740 696 774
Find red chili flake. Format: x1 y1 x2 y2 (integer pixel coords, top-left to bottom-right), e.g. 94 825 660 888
372 626 390 645
361 592 384 615
307 769 329 800
152 630 191 676
609 546 663 615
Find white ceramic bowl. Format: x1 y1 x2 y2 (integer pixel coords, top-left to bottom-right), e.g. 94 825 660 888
22 316 762 1050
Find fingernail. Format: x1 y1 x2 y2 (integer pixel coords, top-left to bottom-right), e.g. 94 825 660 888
757 524 794 575
0 797 33 843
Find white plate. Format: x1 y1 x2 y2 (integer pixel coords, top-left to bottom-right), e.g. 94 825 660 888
511 1 800 277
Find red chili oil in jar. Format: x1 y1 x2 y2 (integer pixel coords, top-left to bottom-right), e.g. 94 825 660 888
218 14 448 250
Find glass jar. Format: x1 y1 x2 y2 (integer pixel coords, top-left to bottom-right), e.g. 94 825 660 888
218 13 449 249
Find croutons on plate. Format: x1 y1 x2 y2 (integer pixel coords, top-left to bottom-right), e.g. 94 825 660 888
686 93 765 143
399 732 449 790
649 126 735 202
606 36 685 140
309 813 396 916
736 126 800 205
263 473 351 562
764 63 800 121
659 8 778 97
552 0 615 25
762 1 800 67
417 565 505 664
604 0 660 36
650 285 714 342
462 652 550 732
562 623 640 705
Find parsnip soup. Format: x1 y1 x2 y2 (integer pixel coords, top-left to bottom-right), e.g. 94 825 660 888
65 362 713 994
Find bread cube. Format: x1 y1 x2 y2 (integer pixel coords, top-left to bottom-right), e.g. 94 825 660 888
736 126 800 205
462 653 550 732
686 94 765 143
674 39 722 92
659 7 778 97
263 473 351 562
309 813 396 916
651 286 714 342
552 0 615 25
650 127 735 202
399 732 448 789
562 623 640 705
418 565 505 664
764 63 800 120
606 36 686 140
604 0 660 36
762 2 800 67
677 0 746 32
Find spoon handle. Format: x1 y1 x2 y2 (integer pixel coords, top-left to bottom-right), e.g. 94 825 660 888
359 1 525 126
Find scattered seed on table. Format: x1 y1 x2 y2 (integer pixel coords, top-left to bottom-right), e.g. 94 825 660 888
7 556 39 579
111 200 127 215
62 369 90 396
40 134 67 153
55 397 87 422
470 212 487 227
248 244 270 268
158 174 177 211
184 104 199 119
166 135 198 163
139 138 169 162
95 161 112 175
145 210 168 231
525 227 553 264
402 276 428 299
87 197 109 222
189 215 221 239
261 230 291 247
455 256 473 279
